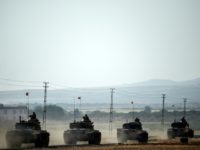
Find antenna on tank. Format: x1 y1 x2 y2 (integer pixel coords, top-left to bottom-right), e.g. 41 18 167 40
26 92 29 120
183 98 187 118
43 82 49 130
131 100 134 121
78 96 81 118
73 97 76 122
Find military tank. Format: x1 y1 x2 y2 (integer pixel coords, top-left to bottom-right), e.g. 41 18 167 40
167 117 194 143
63 114 101 145
6 112 50 148
117 118 148 143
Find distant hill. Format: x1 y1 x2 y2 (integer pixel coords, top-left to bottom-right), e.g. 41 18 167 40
125 78 200 86
125 79 177 86
0 78 200 105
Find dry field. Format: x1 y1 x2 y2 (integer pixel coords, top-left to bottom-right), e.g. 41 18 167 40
30 143 200 150
1 121 200 150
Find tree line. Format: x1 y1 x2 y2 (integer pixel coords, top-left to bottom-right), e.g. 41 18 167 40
31 105 200 129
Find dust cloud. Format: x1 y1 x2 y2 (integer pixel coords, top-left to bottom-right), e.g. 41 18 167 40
0 121 14 148
0 132 6 148
47 121 118 145
0 120 182 148
46 120 169 145
46 120 67 145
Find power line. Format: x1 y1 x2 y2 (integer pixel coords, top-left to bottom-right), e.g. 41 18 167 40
0 77 42 89
50 83 71 89
0 77 72 90
0 81 41 87
0 76 42 83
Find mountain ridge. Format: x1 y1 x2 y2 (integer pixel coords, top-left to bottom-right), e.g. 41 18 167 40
0 78 200 104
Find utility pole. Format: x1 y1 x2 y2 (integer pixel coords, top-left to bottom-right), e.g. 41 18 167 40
109 88 115 135
183 98 187 118
43 82 49 130
161 94 166 130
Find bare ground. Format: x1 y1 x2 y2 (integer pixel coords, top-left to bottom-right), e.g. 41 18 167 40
30 143 200 150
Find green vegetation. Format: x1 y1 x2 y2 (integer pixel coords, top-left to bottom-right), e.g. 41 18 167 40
31 104 200 130
33 105 68 120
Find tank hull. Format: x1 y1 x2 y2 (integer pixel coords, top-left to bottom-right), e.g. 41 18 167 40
6 129 49 148
63 129 101 145
117 128 148 143
167 128 194 139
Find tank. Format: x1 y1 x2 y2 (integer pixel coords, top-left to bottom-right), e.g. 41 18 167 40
117 118 148 143
167 117 194 143
63 114 101 145
6 112 50 148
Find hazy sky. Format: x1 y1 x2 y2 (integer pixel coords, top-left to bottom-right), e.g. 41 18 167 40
0 0 200 89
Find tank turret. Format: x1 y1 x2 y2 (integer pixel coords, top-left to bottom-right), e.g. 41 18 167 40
15 113 41 130
63 114 101 145
69 121 94 129
6 112 50 148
